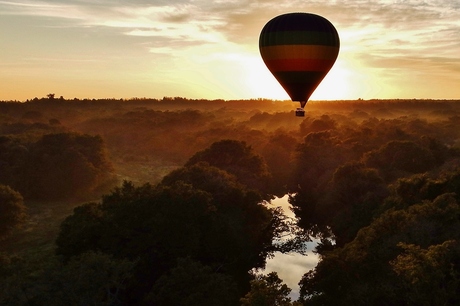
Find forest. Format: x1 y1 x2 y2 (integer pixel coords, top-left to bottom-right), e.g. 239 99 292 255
1 96 460 305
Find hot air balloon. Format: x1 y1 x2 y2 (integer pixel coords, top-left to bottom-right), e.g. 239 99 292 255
259 13 340 116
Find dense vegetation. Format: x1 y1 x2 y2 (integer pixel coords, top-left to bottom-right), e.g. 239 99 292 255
1 96 460 305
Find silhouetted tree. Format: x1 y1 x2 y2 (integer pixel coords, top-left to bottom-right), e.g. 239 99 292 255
363 140 436 180
241 272 300 306
306 115 337 133
57 181 214 303
390 240 459 305
160 163 297 266
147 257 238 306
0 185 26 240
56 167 293 303
261 132 299 196
289 131 347 239
382 170 460 212
0 251 135 305
0 136 29 192
299 193 460 305
185 139 272 198
321 162 388 246
24 133 114 200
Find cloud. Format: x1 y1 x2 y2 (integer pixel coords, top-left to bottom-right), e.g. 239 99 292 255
0 0 85 20
0 0 234 54
3 0 458 51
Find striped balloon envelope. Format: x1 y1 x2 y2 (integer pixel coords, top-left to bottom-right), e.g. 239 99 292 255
259 13 340 112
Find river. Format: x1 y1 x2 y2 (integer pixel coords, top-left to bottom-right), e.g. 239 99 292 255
263 195 319 300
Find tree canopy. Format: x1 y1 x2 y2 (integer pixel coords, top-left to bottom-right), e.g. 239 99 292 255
56 159 294 303
3 98 460 304
185 139 273 198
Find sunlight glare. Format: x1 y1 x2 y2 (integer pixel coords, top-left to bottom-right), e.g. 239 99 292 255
242 55 290 100
310 60 352 100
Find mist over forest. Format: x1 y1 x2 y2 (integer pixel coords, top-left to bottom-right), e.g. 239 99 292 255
1 96 460 305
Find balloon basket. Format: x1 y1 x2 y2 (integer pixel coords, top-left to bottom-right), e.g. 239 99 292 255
295 108 305 117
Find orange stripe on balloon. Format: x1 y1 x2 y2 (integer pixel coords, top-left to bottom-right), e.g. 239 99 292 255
263 58 336 72
260 45 339 61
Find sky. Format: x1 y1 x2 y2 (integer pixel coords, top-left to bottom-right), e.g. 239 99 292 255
1 0 460 101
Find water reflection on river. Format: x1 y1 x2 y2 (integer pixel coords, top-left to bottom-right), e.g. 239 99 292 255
263 195 319 300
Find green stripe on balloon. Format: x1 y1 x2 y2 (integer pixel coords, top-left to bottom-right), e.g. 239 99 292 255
260 31 339 47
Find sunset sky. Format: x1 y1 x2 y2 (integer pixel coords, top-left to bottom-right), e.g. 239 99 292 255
1 0 459 101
